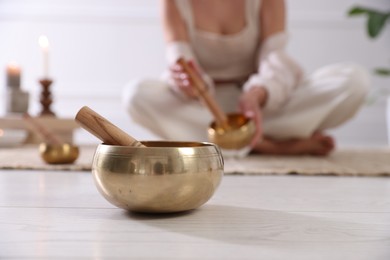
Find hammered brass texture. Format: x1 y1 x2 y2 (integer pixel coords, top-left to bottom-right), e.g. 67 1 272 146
92 141 224 213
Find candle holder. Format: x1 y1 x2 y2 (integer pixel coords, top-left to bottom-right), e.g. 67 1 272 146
39 78 56 117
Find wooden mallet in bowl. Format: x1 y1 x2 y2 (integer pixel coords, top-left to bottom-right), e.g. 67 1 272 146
75 106 145 147
23 113 63 145
176 58 230 130
23 113 79 164
176 58 256 156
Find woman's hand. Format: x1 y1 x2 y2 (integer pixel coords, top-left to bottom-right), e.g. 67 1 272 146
170 60 200 98
238 87 268 147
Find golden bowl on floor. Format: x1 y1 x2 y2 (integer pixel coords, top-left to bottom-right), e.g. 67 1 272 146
92 141 224 213
208 113 256 157
39 143 80 164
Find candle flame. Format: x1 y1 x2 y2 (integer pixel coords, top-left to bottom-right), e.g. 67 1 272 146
7 61 19 69
8 61 18 66
39 35 49 50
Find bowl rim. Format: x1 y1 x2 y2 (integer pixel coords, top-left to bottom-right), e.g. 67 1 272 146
100 141 217 148
94 141 223 161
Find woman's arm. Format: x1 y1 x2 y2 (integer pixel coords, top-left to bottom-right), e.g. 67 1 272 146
259 0 286 43
159 0 215 98
239 0 286 110
239 0 301 146
160 0 189 43
242 0 303 112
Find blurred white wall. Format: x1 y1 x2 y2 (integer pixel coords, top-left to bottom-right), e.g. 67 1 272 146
0 0 389 146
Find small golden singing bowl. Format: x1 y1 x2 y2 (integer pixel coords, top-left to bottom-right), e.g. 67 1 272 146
208 113 256 157
92 141 224 213
39 143 80 164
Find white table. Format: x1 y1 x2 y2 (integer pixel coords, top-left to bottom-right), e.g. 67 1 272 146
1 170 389 259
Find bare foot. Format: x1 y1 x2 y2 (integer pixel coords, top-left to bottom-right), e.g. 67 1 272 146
252 132 335 156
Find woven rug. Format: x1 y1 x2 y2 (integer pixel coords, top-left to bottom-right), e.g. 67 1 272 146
0 145 389 176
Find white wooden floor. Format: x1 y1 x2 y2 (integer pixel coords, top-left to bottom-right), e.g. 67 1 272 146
1 170 389 259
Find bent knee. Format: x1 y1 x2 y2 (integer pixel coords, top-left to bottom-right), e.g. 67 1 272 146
315 62 370 100
122 78 167 114
343 63 370 100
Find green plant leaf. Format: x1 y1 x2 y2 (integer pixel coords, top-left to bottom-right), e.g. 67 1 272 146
348 6 369 16
367 12 389 38
375 68 390 76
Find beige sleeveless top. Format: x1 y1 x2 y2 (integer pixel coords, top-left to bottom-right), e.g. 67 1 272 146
175 0 261 80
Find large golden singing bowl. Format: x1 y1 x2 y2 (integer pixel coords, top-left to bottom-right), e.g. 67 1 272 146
208 113 256 157
39 143 80 164
92 141 224 213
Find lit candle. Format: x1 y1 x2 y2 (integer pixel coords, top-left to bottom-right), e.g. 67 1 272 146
6 62 21 88
38 35 50 78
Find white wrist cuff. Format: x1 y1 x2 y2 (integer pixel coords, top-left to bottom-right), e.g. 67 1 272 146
165 41 196 66
258 31 289 61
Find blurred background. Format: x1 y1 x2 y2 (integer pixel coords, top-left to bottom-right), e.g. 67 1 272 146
0 0 389 146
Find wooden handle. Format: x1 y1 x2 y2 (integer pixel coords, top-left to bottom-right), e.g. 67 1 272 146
75 106 145 147
23 113 63 145
177 58 229 129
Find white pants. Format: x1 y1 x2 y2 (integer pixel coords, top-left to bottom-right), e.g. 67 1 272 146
123 63 369 142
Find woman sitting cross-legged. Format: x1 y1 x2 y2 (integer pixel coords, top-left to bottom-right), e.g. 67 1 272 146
123 0 369 156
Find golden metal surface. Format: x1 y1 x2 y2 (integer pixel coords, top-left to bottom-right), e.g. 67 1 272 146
92 141 224 213
208 113 256 150
39 143 79 164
